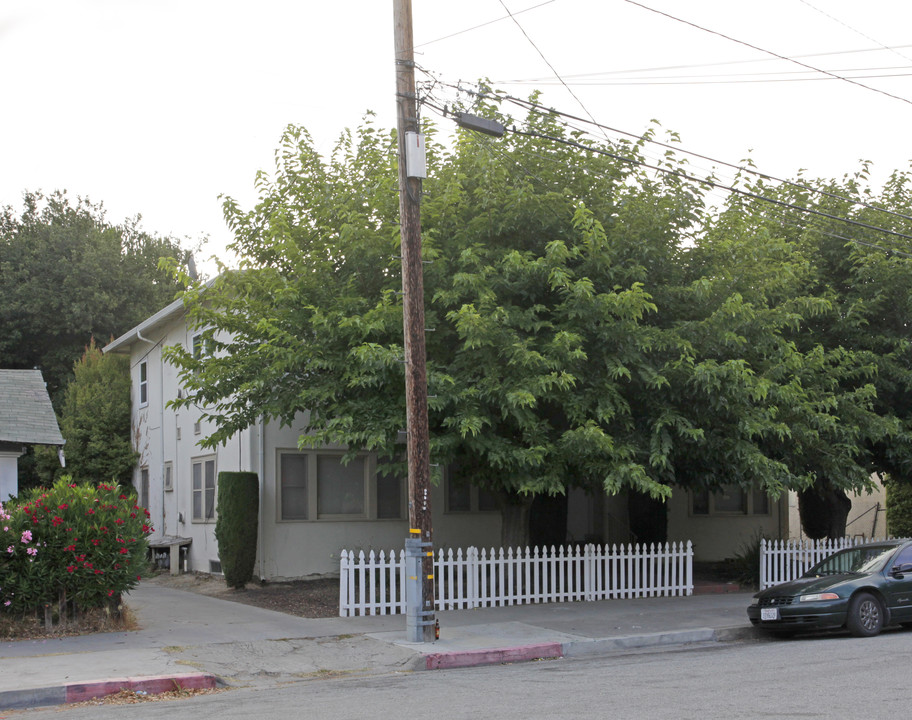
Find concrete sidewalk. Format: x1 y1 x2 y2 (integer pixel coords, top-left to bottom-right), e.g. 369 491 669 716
0 580 759 710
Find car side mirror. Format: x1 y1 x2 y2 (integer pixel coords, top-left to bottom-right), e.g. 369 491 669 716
891 563 912 577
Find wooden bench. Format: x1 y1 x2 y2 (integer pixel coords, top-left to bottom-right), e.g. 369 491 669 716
148 535 192 575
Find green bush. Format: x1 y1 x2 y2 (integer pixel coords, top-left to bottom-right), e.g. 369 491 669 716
214 472 259 589
885 475 912 538
0 478 152 619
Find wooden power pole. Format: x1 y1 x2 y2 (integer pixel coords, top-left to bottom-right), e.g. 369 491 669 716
393 0 435 643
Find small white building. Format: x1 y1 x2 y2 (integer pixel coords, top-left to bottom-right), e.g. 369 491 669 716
0 369 65 501
106 297 792 578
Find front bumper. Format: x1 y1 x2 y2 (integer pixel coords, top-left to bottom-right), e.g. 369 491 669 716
747 599 848 632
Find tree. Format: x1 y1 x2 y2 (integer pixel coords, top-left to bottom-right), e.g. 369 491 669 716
45 338 137 485
0 190 189 400
696 165 912 536
166 109 900 545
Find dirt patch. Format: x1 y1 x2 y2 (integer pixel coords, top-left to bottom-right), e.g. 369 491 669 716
145 572 341 618
0 604 139 642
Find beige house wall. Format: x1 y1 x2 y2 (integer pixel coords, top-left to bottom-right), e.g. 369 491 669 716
787 477 889 542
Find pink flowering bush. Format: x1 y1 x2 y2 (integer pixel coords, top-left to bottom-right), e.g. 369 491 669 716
0 478 152 620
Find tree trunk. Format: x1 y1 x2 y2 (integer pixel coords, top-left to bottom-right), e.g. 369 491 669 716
798 483 852 539
500 495 533 549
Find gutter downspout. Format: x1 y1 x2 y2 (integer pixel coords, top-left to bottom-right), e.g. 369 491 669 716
137 330 165 537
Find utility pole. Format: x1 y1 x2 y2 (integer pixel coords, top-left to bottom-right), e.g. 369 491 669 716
393 0 435 643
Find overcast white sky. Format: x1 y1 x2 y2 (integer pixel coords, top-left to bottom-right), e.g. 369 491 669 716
3 0 911 272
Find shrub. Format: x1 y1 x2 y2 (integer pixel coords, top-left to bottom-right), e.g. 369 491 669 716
730 531 765 590
885 475 912 538
0 478 152 621
214 472 259 589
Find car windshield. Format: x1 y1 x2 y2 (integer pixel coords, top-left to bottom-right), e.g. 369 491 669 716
804 545 898 577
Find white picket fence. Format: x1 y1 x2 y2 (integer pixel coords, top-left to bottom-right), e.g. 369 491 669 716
339 541 693 617
759 537 894 589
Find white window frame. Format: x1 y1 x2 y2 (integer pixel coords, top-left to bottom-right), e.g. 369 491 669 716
163 461 173 492
139 361 149 407
139 466 150 510
191 455 217 523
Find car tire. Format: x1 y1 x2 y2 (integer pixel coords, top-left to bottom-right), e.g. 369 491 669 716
846 592 884 637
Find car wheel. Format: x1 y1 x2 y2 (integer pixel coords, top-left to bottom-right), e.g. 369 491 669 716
846 592 884 637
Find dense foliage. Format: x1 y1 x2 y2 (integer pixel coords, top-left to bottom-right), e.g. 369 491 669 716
885 475 912 538
34 339 137 486
165 107 912 542
214 472 259 589
0 479 152 621
0 190 188 400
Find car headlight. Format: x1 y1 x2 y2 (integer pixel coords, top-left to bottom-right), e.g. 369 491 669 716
799 592 839 602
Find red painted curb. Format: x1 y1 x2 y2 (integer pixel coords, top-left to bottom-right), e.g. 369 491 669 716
424 642 563 670
64 673 218 704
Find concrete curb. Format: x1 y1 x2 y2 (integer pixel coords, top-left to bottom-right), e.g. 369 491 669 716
0 672 219 711
424 642 563 669
420 625 760 670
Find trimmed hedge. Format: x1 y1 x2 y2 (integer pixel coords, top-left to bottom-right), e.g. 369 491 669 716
214 472 259 589
885 475 912 538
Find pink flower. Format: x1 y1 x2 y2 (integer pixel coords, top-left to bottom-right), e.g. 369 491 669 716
20 530 32 544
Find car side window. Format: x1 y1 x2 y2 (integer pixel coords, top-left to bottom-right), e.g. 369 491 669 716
891 546 912 571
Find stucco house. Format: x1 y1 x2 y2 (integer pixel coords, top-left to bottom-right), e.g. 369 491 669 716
0 369 65 501
106 296 793 578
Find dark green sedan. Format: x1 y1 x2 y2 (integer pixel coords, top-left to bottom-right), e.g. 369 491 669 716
747 539 912 637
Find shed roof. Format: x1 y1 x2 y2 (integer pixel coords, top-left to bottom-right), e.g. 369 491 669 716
0 369 65 446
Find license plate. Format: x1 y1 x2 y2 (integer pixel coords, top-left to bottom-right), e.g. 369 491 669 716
761 607 780 621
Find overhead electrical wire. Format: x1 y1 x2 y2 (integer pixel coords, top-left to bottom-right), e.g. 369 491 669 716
420 93 912 254
508 43 912 84
414 0 556 49
504 69 912 87
621 0 912 107
798 0 912 66
495 0 609 145
423 77 912 226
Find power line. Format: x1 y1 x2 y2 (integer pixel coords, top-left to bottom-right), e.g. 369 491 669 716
414 0 556 49
426 79 912 226
507 43 912 84
506 124 912 243
502 69 912 87
424 97 912 259
496 0 611 145
798 0 912 66
621 0 912 107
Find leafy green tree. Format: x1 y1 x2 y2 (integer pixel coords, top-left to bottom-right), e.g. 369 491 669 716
167 114 708 544
0 190 189 400
698 165 912 536
165 110 902 545
47 338 137 486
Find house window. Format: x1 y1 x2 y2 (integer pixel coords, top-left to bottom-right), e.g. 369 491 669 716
192 456 217 522
444 473 499 513
691 485 771 516
139 467 149 510
139 361 148 407
163 461 173 492
376 470 403 519
278 451 400 521
280 453 308 520
192 332 215 367
317 455 365 517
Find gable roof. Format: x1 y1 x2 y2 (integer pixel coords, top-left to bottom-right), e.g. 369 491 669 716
0 369 65 446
